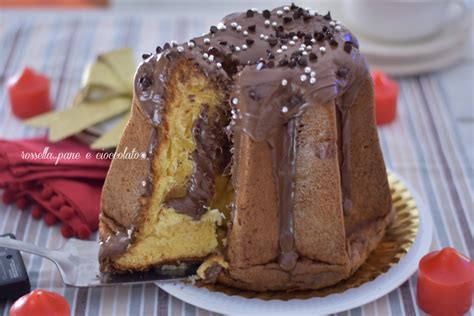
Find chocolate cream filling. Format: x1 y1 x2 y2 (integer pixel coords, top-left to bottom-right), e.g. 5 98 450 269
101 4 368 270
165 106 221 219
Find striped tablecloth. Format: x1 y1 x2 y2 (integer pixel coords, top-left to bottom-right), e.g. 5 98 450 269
0 9 472 316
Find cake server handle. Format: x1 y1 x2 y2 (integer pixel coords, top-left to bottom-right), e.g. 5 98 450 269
0 235 62 262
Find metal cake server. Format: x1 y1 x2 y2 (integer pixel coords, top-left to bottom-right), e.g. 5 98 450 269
0 236 198 287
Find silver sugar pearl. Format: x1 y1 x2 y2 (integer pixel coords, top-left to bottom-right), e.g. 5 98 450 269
202 53 209 59
276 10 283 16
236 25 242 32
283 6 290 12
304 67 311 73
170 40 177 47
243 30 248 36
300 74 307 82
208 55 214 62
306 45 312 51
320 46 326 53
276 49 282 54
302 51 308 56
309 77 316 84
311 38 316 44
281 79 288 86
231 22 237 28
289 40 295 46
251 8 258 12
272 21 278 27
281 45 288 51
293 35 298 41
232 98 239 105
335 25 342 32
216 62 222 69
329 21 336 27
235 46 241 52
310 71 316 77
187 41 195 48
242 44 248 50
260 34 265 39
336 21 342 26
264 20 270 26
177 46 184 53
204 38 210 44
217 23 226 30
282 106 289 113
264 35 269 40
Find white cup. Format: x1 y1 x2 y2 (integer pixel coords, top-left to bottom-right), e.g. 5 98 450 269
341 0 467 43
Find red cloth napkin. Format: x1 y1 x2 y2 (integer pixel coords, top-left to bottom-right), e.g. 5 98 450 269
0 137 110 239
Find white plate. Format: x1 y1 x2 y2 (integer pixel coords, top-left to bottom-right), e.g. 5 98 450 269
366 43 468 76
157 175 433 316
354 10 471 76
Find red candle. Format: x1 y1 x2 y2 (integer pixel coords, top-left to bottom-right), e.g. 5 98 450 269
372 70 398 125
7 67 52 119
417 247 474 316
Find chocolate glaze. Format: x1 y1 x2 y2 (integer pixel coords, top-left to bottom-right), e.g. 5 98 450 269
128 4 368 270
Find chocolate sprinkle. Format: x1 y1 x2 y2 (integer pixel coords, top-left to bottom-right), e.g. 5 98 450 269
246 9 254 18
210 26 218 34
262 9 271 19
323 11 332 20
278 58 289 67
336 66 350 78
344 42 352 54
268 37 278 47
315 32 325 42
138 75 151 90
248 24 256 32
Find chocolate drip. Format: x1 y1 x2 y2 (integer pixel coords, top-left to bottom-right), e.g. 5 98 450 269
99 213 135 261
340 108 352 215
99 230 132 259
166 107 218 219
276 118 299 270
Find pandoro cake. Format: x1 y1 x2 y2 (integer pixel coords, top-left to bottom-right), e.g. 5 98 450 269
99 4 393 292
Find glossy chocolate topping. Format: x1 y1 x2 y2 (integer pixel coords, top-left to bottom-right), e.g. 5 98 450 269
131 4 368 270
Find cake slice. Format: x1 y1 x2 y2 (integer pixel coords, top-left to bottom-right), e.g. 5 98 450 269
99 56 232 271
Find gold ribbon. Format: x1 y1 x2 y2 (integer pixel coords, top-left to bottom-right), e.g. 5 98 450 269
26 48 135 149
